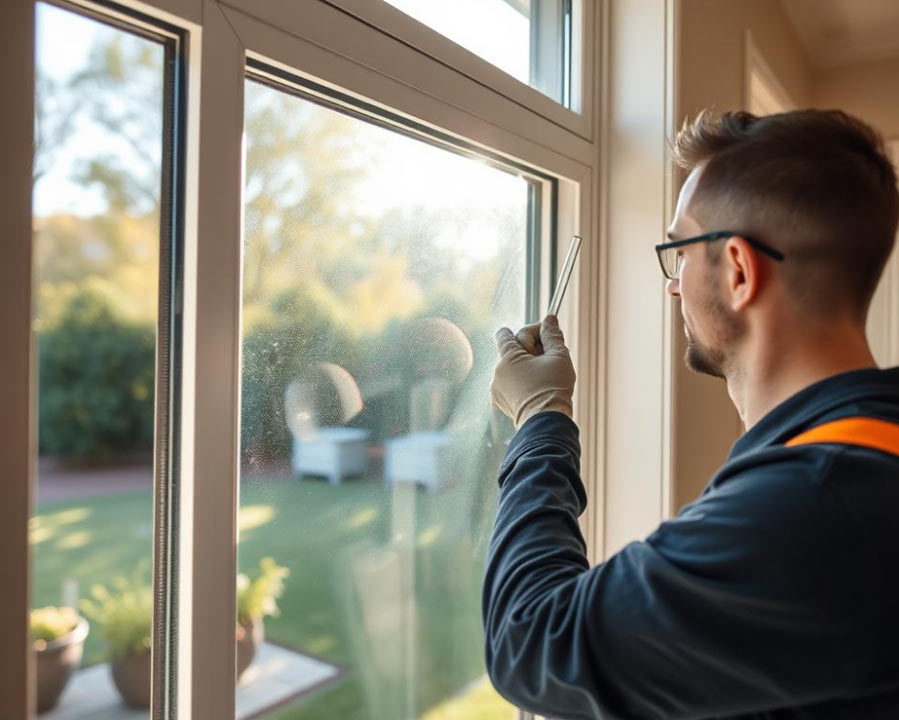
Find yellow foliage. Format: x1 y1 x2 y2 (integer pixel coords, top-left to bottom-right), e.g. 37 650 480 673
347 253 424 335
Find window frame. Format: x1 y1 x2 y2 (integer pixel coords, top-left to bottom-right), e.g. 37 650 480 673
2 0 36 715
5 0 613 718
232 0 595 141
23 1 190 718
221 0 596 154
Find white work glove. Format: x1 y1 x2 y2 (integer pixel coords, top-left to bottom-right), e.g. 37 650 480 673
491 314 576 429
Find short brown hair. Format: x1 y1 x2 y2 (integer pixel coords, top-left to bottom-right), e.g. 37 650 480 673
673 109 898 321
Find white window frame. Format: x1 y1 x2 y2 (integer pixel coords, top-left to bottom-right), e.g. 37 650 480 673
295 0 595 139
3 0 681 717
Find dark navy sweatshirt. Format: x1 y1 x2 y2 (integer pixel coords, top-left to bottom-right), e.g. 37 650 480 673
483 366 899 719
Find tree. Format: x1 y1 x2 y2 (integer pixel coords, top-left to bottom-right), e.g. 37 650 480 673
34 18 528 464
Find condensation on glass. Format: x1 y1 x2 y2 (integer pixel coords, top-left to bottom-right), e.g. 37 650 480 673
236 75 531 718
30 3 164 717
383 0 578 107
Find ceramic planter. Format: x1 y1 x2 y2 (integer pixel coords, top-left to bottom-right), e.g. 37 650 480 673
111 648 151 709
236 616 264 680
35 616 89 713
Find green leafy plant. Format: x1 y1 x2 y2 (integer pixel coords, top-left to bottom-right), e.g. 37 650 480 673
31 606 80 648
80 565 152 659
237 557 289 623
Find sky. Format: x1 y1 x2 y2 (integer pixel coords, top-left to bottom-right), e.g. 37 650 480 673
34 2 164 217
33 0 532 273
383 0 529 82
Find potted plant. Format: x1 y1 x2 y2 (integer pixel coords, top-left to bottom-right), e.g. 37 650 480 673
80 568 153 709
236 557 289 679
31 606 89 713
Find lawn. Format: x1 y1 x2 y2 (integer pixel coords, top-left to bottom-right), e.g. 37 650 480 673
32 473 515 720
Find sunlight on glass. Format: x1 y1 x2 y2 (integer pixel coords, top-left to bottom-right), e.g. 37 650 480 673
384 0 529 84
237 78 524 718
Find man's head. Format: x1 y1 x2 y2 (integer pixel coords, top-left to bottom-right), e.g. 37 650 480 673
666 109 898 380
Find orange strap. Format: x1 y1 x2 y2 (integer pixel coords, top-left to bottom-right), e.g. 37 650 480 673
786 416 899 458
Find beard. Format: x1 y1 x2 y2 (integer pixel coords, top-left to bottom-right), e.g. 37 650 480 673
682 278 745 380
684 322 728 379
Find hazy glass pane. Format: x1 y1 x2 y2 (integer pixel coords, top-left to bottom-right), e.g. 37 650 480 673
383 0 573 105
31 3 163 716
236 78 526 719
385 0 531 84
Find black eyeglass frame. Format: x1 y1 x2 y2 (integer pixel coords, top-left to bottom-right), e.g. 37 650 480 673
654 230 785 280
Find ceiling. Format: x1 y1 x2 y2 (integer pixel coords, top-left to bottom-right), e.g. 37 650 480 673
781 0 899 69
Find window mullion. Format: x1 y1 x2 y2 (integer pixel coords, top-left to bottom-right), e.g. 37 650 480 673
178 2 245 718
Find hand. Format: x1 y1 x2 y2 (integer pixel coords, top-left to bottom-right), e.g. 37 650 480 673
491 315 576 429
515 321 543 355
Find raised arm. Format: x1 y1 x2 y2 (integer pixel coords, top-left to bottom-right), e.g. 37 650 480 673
482 416 872 719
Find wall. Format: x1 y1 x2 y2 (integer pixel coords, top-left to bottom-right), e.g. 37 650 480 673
679 0 811 116
814 57 899 139
671 0 812 510
814 63 899 370
600 0 677 556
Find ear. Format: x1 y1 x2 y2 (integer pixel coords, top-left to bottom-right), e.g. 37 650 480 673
724 236 761 312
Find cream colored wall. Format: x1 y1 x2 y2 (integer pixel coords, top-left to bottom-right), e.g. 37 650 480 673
813 63 899 370
814 57 899 138
672 0 812 510
679 0 811 117
600 0 677 555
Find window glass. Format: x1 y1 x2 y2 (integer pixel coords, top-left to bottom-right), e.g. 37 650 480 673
383 0 574 106
236 75 530 719
31 3 164 717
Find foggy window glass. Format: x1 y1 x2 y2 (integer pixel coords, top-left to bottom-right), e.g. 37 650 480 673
235 76 532 719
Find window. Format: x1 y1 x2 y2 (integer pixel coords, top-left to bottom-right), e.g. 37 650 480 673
382 0 577 106
6 1 601 717
30 2 173 717
235 69 546 717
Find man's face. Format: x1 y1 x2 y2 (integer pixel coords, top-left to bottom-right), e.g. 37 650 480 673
666 167 746 380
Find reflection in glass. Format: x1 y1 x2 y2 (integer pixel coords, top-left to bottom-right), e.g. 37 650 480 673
237 77 528 719
31 3 163 717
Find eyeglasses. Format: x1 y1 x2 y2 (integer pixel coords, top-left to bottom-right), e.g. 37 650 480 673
655 230 785 280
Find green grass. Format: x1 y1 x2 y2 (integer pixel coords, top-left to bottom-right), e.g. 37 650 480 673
33 473 514 719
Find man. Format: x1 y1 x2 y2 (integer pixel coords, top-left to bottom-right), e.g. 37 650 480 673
484 109 899 719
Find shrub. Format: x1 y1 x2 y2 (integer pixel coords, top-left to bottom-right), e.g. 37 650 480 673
38 287 155 460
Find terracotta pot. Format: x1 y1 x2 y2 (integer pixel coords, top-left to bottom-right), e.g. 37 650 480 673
111 648 151 709
35 616 89 713
236 617 264 680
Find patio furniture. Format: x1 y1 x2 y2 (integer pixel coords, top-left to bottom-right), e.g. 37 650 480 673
292 427 369 485
384 431 453 492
